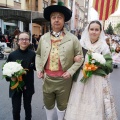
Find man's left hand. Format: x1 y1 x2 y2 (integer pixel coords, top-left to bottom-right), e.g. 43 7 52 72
62 71 71 79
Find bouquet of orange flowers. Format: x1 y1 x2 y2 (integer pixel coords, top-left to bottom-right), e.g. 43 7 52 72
81 51 113 83
2 60 27 90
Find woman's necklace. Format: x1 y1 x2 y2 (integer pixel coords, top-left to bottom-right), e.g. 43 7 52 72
90 39 99 44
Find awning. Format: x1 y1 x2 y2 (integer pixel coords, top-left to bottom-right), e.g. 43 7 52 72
0 7 48 25
32 11 48 24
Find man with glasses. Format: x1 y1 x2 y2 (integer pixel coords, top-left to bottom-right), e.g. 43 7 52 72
6 32 36 120
35 1 83 120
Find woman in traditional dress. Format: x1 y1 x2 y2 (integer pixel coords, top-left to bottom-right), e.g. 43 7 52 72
64 20 117 120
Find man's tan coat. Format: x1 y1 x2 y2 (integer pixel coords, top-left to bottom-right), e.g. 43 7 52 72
35 30 84 77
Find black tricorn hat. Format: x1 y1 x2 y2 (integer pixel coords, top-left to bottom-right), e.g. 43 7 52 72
44 0 72 22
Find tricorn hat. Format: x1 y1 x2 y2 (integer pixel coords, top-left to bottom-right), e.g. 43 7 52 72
44 0 72 22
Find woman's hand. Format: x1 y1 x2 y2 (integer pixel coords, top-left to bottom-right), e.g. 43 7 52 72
37 71 44 79
74 55 83 62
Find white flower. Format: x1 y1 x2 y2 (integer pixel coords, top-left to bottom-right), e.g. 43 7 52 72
2 62 24 77
92 53 106 64
91 60 95 64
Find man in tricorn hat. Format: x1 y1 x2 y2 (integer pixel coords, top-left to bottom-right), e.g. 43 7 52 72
35 0 83 120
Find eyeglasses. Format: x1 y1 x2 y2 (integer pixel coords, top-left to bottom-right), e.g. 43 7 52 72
19 38 30 41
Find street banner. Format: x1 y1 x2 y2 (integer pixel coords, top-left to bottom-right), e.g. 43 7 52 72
93 0 119 20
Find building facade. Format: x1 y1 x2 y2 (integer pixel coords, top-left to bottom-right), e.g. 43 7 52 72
0 0 87 36
69 0 85 32
104 13 120 34
0 0 48 36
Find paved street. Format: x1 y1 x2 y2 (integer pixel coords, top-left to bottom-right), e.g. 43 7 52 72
0 60 52 120
0 59 120 120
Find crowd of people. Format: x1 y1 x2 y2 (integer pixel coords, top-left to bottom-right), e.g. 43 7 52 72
0 29 12 48
0 29 40 49
0 27 42 60
105 34 120 52
1 1 120 120
105 34 120 68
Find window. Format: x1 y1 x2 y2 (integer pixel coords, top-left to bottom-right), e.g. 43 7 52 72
36 0 38 11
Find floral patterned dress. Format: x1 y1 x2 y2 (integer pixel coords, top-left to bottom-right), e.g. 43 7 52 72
64 40 117 120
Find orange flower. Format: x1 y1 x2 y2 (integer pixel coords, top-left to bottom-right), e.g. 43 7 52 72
84 63 98 71
82 63 98 79
17 76 23 81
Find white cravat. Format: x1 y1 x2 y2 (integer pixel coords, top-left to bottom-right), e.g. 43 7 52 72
51 31 62 37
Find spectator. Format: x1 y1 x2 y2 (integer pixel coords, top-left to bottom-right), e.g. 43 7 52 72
14 27 20 36
5 32 36 120
0 27 2 41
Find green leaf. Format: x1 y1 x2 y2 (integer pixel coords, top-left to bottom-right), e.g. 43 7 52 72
103 53 113 74
18 81 24 89
16 60 22 64
86 71 92 77
93 69 106 76
87 52 92 63
10 81 17 87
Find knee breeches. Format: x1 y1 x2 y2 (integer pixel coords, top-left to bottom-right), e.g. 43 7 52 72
43 75 72 111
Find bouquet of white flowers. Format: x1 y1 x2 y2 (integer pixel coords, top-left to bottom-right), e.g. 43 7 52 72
81 51 113 83
2 60 27 90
